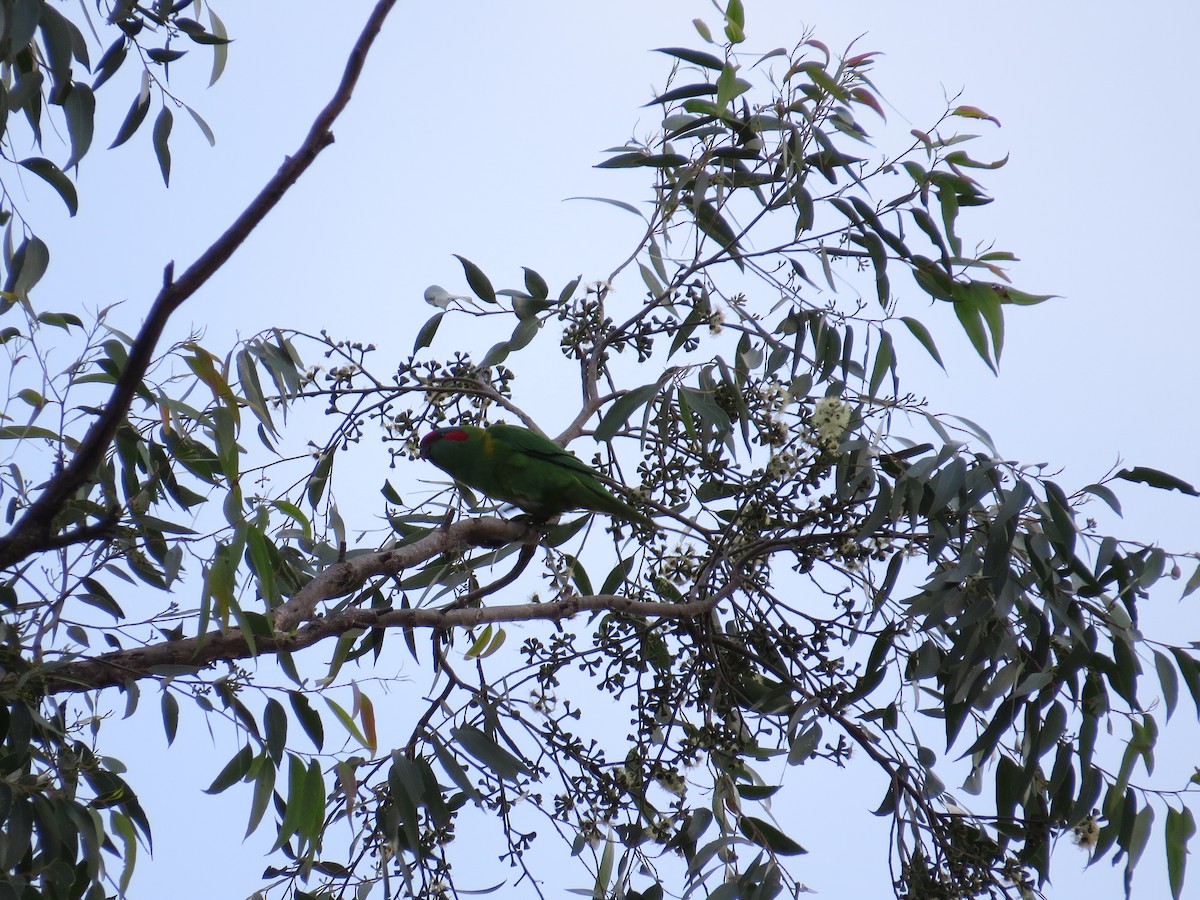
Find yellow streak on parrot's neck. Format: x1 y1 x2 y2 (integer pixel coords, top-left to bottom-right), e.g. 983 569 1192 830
479 430 495 456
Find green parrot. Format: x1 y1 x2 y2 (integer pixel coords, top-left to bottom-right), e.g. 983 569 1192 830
419 422 652 527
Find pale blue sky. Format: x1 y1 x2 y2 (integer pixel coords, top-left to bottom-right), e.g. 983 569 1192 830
34 1 1200 897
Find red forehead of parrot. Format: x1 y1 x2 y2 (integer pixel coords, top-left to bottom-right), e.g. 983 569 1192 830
420 427 470 456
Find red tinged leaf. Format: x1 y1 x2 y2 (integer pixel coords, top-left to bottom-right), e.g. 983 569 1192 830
850 87 886 120
845 51 882 67
952 104 1001 126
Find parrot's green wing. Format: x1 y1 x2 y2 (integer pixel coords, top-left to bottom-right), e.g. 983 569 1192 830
487 423 652 527
487 423 600 476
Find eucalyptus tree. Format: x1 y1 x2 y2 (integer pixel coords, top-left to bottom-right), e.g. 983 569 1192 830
1 3 1197 900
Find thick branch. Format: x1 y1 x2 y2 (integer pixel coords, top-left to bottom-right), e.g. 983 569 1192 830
271 517 539 631
0 0 399 570
39 591 717 696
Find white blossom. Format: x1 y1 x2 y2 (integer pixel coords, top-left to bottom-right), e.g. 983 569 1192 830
809 396 851 452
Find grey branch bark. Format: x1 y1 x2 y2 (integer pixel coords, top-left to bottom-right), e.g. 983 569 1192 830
34 517 718 695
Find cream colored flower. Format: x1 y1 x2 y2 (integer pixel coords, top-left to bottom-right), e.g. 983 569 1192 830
809 396 850 451
1072 814 1100 849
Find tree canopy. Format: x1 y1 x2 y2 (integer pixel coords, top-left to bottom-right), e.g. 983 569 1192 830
1 3 1198 900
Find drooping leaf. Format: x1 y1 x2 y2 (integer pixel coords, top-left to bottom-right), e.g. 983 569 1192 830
63 84 95 169
452 724 530 784
152 106 173 186
110 72 151 149
205 744 254 794
18 158 77 216
899 316 945 370
208 7 230 85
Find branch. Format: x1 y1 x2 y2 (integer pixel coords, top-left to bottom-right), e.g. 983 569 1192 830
271 516 540 632
0 0 400 570
38 591 718 696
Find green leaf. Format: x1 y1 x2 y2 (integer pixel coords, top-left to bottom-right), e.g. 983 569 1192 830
868 330 894 398
111 810 138 895
236 349 275 434
429 731 479 802
245 525 278 604
596 151 689 169
987 284 1055 305
110 74 151 149
787 723 822 765
152 106 173 186
1170 649 1200 718
480 317 540 367
565 195 645 219
693 199 742 264
1166 806 1196 899
902 319 945 372
952 291 994 371
453 254 496 304
413 312 444 352
1082 482 1122 515
92 37 128 91
205 744 254 794
3 234 47 300
522 266 548 300
263 698 288 763
647 83 717 105
7 0 39 57
184 103 216 146
601 557 635 596
953 280 1005 363
245 755 276 838
208 8 230 86
18 158 77 216
63 84 95 169
306 449 335 508
465 624 507 660
655 46 725 71
1154 650 1179 719
160 691 179 746
716 64 751 107
452 724 529 784
147 47 187 64
724 0 745 42
738 815 807 855
802 62 850 101
1116 467 1199 496
679 385 731 437
1126 804 1155 887
1182 562 1200 600
324 696 371 750
289 691 324 751
596 382 662 442
273 754 309 850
